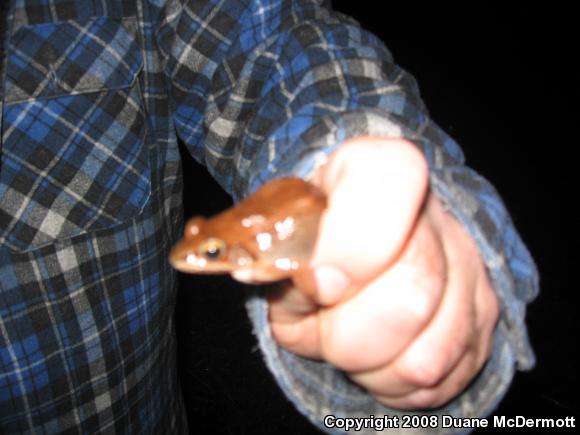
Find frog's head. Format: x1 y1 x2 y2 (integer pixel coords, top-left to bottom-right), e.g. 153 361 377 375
169 217 255 275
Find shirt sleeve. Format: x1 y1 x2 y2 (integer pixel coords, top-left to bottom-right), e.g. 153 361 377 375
157 0 539 432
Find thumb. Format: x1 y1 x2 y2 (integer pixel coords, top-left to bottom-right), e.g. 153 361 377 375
310 137 429 304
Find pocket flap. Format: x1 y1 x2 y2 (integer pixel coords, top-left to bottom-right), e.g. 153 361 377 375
4 17 142 104
0 17 149 253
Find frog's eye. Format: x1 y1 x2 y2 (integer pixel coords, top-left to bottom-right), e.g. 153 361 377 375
198 238 227 260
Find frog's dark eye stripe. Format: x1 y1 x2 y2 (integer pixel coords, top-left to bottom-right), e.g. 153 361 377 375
198 238 226 260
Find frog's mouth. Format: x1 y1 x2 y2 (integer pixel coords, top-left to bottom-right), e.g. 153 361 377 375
170 254 232 274
231 269 260 283
168 255 206 273
169 244 255 275
231 261 297 284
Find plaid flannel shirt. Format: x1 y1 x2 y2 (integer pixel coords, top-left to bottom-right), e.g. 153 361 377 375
0 0 538 433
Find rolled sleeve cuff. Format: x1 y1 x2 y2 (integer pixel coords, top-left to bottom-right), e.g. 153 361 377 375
246 293 520 435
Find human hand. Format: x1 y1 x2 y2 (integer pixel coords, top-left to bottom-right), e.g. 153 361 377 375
268 137 499 409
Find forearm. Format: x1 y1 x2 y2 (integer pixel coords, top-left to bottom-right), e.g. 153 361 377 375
160 0 538 430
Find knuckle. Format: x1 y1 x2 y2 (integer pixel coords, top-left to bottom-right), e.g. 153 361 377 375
395 358 447 388
404 284 440 327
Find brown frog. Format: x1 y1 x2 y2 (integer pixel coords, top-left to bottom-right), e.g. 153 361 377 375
169 177 326 284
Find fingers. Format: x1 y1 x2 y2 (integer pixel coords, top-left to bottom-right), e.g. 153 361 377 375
311 137 429 304
268 311 323 359
373 347 482 409
347 197 499 408
371 278 497 410
267 281 322 358
317 209 446 372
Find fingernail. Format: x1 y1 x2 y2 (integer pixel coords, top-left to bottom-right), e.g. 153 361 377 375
314 265 350 305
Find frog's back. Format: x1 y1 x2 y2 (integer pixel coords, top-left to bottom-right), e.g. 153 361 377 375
205 177 326 254
230 177 326 223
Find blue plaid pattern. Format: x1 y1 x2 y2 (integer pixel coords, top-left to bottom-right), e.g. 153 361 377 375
0 0 538 434
2 18 149 251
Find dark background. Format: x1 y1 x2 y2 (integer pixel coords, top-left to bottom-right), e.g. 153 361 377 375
175 4 578 434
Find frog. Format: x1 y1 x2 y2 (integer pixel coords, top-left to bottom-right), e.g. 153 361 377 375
169 177 327 284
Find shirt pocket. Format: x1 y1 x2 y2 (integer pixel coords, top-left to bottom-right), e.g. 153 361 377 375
0 17 150 252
